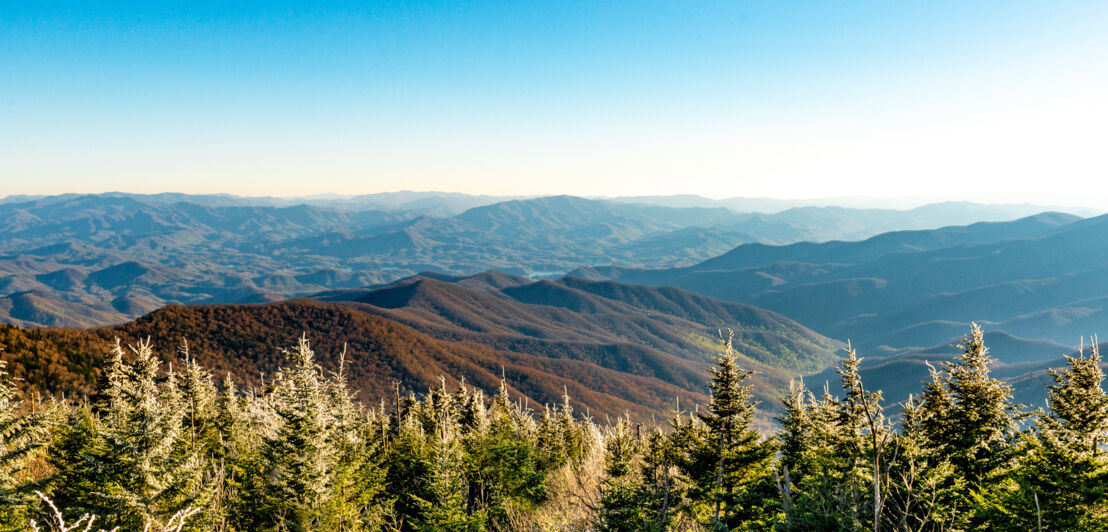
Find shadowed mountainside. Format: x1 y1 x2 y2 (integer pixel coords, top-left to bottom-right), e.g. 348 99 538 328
573 212 1104 351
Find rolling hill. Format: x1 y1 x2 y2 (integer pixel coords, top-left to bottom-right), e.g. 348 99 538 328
0 276 842 422
317 273 842 412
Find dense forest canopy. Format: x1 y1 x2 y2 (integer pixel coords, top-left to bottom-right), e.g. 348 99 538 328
2 323 1107 530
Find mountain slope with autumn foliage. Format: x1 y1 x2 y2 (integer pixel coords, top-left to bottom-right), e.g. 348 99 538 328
0 275 841 422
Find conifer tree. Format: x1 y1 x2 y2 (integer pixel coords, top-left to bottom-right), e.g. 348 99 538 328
211 372 260 530
640 427 682 530
783 349 885 530
47 339 212 530
43 404 106 519
324 348 390 529
387 403 434 527
918 324 1019 486
416 421 484 532
1043 340 1108 453
915 324 1021 528
596 417 651 531
536 390 586 473
683 329 777 530
464 378 545 525
0 357 55 530
258 336 340 530
407 379 485 532
776 380 813 484
835 344 891 531
214 373 245 461
882 395 960 531
979 340 1108 530
176 344 218 459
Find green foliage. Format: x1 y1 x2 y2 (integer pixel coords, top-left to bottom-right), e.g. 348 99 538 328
257 336 343 529
778 350 879 530
918 324 1021 489
674 329 779 530
44 339 213 530
5 324 1108 530
413 419 484 532
0 357 56 531
596 418 652 531
1043 340 1108 453
975 341 1108 531
881 395 962 531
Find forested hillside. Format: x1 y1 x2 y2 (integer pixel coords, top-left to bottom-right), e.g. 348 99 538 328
0 301 694 422
0 273 841 423
320 273 840 403
1 324 1105 530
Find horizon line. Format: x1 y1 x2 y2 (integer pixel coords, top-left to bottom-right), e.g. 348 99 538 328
1 190 1102 214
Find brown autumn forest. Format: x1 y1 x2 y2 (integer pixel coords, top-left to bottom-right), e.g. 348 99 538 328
1 300 695 421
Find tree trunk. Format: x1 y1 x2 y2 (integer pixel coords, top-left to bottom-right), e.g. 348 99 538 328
714 430 725 523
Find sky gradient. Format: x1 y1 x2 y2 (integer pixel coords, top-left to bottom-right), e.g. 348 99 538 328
2 1 1107 206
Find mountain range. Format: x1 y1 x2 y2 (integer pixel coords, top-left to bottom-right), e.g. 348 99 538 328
574 210 1108 406
0 192 1074 328
4 191 1105 416
572 211 1101 347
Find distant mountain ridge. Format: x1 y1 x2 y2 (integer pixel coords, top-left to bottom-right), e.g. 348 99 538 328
319 273 839 372
573 210 1108 403
2 192 1073 328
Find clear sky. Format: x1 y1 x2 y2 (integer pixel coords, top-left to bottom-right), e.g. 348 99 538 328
2 1 1107 206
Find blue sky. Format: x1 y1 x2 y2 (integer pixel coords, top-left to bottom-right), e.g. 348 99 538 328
2 1 1107 205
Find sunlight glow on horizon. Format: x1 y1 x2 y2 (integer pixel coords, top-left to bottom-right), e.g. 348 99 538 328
2 1 1107 208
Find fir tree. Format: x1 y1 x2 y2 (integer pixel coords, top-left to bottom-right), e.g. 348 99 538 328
776 380 812 484
978 340 1108 530
916 324 1022 529
1043 339 1108 453
685 329 777 530
43 404 107 518
882 395 961 531
640 427 681 530
463 377 546 526
0 357 55 530
324 347 390 529
596 417 651 531
411 381 484 532
784 350 884 530
918 324 1020 486
45 340 210 530
214 373 245 461
176 344 218 459
835 343 891 532
258 336 340 530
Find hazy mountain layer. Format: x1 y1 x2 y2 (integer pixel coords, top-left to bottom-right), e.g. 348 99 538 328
0 193 1072 328
574 211 1107 370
